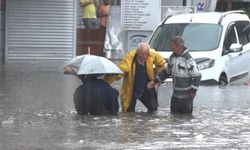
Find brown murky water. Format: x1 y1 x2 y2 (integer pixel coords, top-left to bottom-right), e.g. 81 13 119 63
0 62 250 149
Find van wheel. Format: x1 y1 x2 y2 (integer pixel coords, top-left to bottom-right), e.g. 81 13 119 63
218 75 228 86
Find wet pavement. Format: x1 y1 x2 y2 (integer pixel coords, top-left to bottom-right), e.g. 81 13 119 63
1 61 250 150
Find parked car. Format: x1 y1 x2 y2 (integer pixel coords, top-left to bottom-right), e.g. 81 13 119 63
149 10 250 85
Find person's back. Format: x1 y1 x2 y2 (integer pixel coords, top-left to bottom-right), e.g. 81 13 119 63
73 79 119 115
73 84 88 115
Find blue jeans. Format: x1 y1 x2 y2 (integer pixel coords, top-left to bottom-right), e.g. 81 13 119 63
82 18 98 29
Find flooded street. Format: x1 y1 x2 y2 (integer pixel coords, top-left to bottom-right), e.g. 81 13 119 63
1 62 250 149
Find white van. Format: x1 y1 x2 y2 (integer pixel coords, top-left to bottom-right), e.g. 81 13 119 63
149 10 250 85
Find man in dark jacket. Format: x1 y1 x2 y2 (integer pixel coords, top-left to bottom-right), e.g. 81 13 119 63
73 75 119 115
148 36 201 114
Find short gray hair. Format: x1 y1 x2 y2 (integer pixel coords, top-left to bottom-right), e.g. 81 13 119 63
171 36 185 48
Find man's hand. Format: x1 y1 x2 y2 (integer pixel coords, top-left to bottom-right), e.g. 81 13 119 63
63 65 73 74
80 0 93 7
147 80 156 89
189 92 196 98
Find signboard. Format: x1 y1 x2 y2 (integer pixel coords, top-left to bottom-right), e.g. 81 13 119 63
192 0 218 12
127 31 152 50
121 0 160 31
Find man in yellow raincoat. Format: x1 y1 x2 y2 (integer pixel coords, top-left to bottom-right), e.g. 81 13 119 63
105 42 166 112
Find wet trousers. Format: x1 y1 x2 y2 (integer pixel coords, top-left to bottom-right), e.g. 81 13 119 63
170 96 193 114
128 88 158 112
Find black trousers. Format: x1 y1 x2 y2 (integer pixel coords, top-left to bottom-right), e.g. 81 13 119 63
170 96 193 114
128 88 158 112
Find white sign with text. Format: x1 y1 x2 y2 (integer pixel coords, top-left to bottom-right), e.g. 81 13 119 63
121 0 160 31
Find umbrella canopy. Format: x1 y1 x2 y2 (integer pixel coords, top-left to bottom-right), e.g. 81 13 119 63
64 54 123 75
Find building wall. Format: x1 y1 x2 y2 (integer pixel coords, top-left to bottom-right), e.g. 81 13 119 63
0 0 4 63
216 1 250 11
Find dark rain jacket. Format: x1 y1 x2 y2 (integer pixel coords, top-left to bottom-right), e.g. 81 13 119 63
73 79 119 115
155 49 201 99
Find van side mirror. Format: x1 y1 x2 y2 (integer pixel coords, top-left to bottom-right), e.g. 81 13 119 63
229 43 243 52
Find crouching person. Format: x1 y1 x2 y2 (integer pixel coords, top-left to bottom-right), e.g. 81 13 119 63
104 42 166 113
73 75 119 115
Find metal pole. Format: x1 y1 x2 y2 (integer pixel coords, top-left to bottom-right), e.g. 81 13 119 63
88 46 91 54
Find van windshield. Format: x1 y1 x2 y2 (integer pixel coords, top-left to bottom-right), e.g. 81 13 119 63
149 23 222 51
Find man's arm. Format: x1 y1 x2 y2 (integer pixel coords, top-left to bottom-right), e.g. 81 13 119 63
187 58 202 97
147 67 171 88
93 0 100 8
80 0 93 7
104 52 133 84
104 74 122 84
98 7 109 17
153 51 166 74
155 67 171 83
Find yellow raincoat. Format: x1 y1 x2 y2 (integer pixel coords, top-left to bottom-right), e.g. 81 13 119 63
105 49 166 112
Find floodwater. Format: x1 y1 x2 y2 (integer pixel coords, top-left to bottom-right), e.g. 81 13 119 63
1 62 250 150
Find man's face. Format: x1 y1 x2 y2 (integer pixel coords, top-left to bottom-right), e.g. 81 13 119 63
170 41 178 54
170 41 181 55
137 47 149 62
